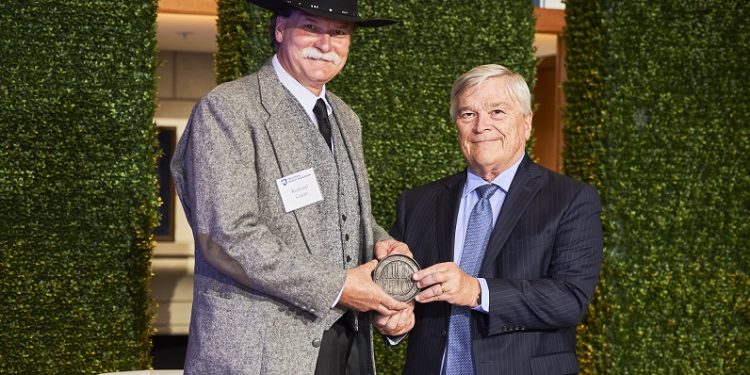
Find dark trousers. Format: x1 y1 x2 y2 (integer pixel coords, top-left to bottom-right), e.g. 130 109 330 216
314 311 372 375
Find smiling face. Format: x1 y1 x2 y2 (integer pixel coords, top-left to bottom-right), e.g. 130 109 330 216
275 10 354 95
454 76 532 181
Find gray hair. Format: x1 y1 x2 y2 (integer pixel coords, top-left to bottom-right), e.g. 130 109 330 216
268 9 293 52
449 64 532 120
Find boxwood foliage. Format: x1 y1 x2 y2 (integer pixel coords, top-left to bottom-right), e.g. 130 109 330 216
216 0 536 373
562 1 611 373
0 1 159 373
564 0 750 373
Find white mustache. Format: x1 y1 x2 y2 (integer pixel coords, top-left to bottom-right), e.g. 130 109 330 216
300 47 341 65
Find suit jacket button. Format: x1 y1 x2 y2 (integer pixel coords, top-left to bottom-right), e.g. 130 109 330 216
441 330 447 337
312 338 321 347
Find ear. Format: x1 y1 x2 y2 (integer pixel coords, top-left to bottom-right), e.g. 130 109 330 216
523 113 533 140
274 16 286 45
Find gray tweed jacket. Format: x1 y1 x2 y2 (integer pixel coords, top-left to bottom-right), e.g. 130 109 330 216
171 61 389 374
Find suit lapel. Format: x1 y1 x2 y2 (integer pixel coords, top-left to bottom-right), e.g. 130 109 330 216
257 62 326 251
437 173 465 263
258 63 318 176
479 156 543 275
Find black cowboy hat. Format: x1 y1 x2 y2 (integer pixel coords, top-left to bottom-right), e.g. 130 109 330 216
248 0 397 27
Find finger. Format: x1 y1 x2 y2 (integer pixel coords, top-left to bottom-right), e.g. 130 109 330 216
373 314 389 328
398 308 414 328
386 312 402 329
415 284 443 302
438 281 450 295
382 300 409 312
393 308 411 329
374 241 390 260
373 291 408 315
398 307 412 327
413 262 449 281
374 304 395 316
415 291 440 304
388 241 413 257
361 259 379 273
412 266 433 281
415 270 443 289
379 291 410 311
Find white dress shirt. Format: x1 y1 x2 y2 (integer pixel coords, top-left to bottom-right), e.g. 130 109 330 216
271 54 332 128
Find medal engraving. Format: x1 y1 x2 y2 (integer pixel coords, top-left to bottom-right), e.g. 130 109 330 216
373 255 420 302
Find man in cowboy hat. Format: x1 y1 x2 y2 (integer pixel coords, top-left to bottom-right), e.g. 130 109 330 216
171 0 414 374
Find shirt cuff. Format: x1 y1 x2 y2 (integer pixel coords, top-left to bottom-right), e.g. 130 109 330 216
332 286 344 308
472 278 490 313
386 334 407 346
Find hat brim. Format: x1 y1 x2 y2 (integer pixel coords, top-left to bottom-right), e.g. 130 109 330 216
249 0 397 28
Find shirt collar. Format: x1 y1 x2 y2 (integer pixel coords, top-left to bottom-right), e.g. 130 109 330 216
462 154 525 198
271 54 330 116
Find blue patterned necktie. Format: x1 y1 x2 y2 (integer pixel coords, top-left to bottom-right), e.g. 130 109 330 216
445 184 500 375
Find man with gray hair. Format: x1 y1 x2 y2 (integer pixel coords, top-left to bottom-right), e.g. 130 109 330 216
171 1 413 374
390 64 603 374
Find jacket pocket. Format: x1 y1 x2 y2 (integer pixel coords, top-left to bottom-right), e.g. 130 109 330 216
529 352 580 374
186 291 264 374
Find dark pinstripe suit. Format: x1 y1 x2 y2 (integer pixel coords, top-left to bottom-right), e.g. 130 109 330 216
391 155 603 375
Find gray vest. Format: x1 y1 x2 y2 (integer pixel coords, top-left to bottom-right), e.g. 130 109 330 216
304 109 362 270
331 114 362 270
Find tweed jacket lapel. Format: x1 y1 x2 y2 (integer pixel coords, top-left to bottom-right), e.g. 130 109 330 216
479 155 543 275
257 62 317 175
256 62 328 253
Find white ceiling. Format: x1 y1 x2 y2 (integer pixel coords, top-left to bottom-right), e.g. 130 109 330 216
157 13 218 53
156 12 557 57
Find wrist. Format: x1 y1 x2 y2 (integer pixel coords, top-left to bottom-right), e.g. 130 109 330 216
473 278 481 307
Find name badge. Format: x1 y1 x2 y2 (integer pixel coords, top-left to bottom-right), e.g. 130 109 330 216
276 168 324 212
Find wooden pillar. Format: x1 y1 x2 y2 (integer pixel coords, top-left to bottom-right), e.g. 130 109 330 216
532 7 565 172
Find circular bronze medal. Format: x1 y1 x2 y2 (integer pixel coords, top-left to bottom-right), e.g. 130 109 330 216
373 254 421 302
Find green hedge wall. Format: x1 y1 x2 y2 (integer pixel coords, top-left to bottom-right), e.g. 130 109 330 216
0 1 159 373
216 1 536 373
564 0 750 373
562 1 611 372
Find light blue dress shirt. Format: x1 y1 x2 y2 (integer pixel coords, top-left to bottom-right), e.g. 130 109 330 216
455 154 523 313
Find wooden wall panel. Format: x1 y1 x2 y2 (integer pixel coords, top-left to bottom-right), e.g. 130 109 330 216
159 0 217 15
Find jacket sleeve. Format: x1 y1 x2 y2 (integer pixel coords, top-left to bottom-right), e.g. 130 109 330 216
485 184 604 335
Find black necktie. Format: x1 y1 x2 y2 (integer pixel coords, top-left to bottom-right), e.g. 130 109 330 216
312 98 332 150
